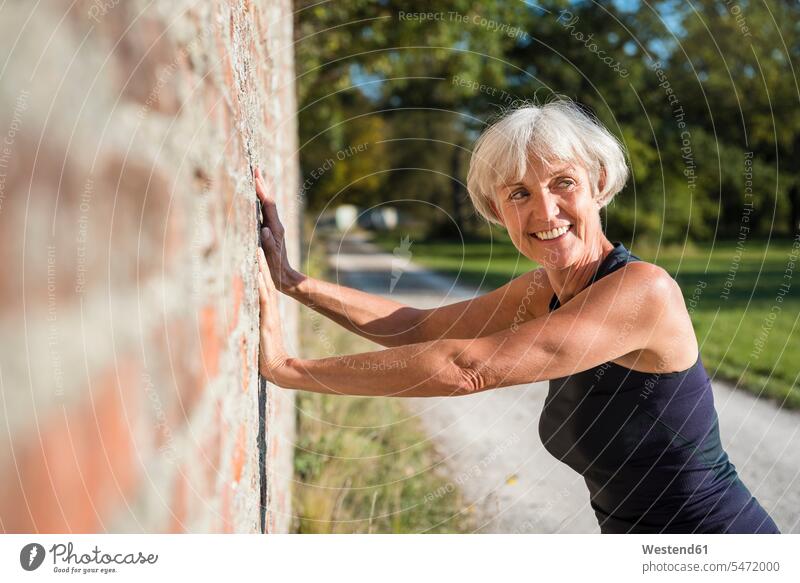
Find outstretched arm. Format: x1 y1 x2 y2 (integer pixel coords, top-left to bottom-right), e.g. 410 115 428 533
255 167 549 347
285 274 427 347
255 167 426 347
262 260 680 398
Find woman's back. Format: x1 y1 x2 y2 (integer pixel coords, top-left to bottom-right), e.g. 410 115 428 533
538 242 780 533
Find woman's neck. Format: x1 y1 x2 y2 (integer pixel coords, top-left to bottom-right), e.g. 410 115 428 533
546 237 615 306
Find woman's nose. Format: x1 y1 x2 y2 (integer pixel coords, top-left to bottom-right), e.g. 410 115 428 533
529 190 560 222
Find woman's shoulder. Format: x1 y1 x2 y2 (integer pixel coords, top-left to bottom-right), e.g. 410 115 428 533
608 260 700 373
612 258 678 294
608 260 690 337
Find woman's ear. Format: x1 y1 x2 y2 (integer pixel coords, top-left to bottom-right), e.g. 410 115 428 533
592 165 607 209
597 164 607 195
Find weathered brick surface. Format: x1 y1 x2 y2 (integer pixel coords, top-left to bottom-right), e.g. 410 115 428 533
0 0 298 533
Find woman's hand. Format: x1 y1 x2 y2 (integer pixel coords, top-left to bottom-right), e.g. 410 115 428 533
257 246 290 380
254 167 304 294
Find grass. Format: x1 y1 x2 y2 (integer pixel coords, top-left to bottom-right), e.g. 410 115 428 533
373 228 800 409
290 220 478 533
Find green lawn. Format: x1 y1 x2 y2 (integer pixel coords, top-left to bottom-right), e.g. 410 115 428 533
374 229 800 409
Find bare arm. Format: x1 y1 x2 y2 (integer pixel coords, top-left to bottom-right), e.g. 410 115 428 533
284 265 551 348
265 262 679 397
285 274 427 347
255 168 550 347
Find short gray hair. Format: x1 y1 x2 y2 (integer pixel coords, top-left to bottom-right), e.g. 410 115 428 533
466 97 629 226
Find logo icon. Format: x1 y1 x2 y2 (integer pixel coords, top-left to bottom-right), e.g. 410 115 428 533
390 234 413 293
20 543 46 571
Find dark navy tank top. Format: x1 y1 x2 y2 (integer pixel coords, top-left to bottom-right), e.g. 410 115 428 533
538 241 780 533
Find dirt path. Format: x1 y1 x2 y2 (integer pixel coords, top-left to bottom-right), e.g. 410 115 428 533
326 232 800 533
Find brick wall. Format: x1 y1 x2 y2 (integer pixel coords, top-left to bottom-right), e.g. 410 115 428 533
0 0 298 533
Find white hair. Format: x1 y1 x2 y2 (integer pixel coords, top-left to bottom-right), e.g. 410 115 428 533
466 97 629 226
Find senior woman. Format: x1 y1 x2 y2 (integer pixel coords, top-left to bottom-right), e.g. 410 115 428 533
252 99 779 534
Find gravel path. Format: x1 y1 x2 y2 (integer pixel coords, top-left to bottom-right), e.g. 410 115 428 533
326 232 800 533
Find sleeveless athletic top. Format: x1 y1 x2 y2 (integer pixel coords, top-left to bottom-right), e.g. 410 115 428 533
538 241 780 533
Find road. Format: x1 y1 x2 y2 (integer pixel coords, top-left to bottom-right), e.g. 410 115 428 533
326 231 800 533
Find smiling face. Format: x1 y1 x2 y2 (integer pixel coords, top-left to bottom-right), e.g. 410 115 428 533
492 156 605 269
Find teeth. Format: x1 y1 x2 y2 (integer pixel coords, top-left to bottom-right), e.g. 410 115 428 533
534 225 569 240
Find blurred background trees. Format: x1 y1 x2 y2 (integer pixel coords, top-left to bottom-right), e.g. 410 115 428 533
289 2 800 531
293 0 800 244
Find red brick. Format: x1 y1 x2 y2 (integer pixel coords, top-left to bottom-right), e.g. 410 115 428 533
0 359 141 533
240 335 250 392
219 482 234 533
149 318 204 429
228 274 244 334
167 467 189 533
231 423 247 484
109 13 184 115
198 400 223 495
214 22 238 117
199 306 221 379
3 0 298 534
102 155 174 283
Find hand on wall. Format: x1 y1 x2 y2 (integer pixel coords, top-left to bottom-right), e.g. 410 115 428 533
255 167 304 294
257 246 289 380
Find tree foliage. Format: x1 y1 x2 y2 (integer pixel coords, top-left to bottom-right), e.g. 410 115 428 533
294 0 800 242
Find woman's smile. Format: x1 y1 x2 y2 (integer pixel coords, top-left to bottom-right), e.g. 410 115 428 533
531 224 573 242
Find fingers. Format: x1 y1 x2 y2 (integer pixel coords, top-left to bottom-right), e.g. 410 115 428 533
254 168 283 235
260 226 285 271
257 245 269 279
260 226 273 250
260 227 277 267
257 249 273 316
257 246 278 293
254 167 268 204
257 269 269 311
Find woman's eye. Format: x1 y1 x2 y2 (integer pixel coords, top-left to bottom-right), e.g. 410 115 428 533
556 178 575 188
510 190 528 200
